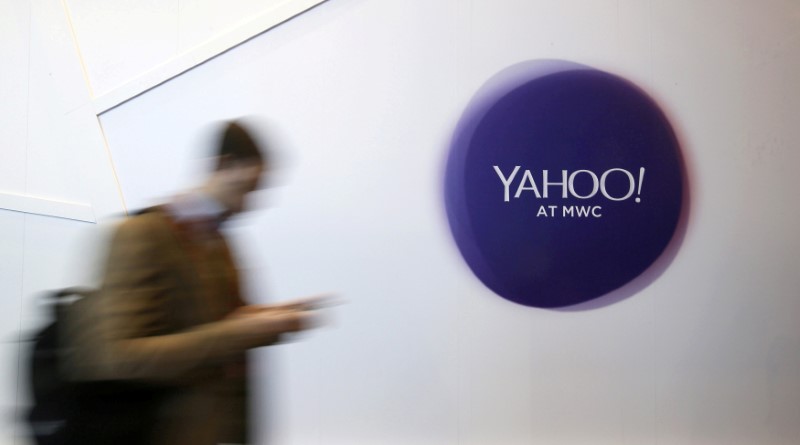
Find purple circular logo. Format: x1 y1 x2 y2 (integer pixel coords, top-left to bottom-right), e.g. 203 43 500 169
444 60 686 308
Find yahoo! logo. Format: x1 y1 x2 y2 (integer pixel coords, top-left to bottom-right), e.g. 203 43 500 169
444 60 687 308
494 166 646 217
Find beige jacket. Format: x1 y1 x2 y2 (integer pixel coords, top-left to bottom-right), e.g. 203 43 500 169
65 208 263 444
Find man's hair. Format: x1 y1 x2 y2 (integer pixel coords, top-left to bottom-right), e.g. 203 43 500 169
216 121 266 169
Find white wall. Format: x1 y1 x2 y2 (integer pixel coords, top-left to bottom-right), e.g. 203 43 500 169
2 1 800 444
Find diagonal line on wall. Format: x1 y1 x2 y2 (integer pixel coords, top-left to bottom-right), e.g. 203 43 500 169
0 192 96 223
60 0 95 98
60 0 128 216
92 115 129 216
92 0 328 115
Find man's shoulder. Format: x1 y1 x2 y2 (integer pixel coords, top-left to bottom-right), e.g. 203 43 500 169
113 207 172 240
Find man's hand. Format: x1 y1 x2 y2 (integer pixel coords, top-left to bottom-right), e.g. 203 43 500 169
226 304 319 347
263 294 340 312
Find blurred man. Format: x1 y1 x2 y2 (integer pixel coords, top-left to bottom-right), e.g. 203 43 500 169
63 121 322 445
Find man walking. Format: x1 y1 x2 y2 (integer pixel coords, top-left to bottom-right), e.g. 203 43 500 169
64 121 323 445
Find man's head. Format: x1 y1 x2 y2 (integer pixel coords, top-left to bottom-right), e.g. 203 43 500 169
204 121 268 215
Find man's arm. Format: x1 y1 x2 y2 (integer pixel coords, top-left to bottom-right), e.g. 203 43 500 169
68 215 313 383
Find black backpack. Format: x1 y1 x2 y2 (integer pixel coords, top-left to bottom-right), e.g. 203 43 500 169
25 287 169 445
26 288 89 444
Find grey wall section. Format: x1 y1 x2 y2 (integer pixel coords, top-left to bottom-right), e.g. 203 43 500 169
2 0 800 444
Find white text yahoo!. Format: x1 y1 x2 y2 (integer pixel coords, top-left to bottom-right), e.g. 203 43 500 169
493 166 646 203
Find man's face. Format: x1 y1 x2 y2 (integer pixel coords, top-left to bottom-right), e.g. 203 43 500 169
215 158 265 215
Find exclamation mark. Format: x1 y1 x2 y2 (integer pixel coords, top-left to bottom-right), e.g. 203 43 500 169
635 167 645 203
